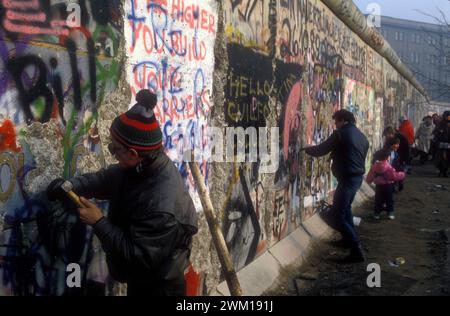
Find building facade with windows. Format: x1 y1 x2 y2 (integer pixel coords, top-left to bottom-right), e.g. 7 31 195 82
379 16 450 103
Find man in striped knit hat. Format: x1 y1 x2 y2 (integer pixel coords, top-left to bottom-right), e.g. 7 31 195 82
47 90 198 296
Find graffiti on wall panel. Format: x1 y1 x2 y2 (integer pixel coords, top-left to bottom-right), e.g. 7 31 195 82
0 0 122 55
225 44 273 128
274 61 303 179
306 60 343 142
271 62 302 228
0 0 122 296
0 43 119 128
224 0 273 54
367 49 385 90
272 61 304 237
344 79 373 126
0 149 76 295
224 164 265 271
343 78 376 170
277 0 308 63
344 78 375 136
373 96 383 150
125 0 218 208
300 2 367 77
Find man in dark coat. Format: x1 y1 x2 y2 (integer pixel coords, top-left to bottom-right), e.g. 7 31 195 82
47 90 198 296
434 112 450 177
304 110 369 263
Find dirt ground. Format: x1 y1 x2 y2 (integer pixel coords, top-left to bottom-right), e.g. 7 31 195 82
264 162 450 296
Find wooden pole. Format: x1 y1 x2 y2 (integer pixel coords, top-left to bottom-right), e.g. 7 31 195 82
188 161 243 296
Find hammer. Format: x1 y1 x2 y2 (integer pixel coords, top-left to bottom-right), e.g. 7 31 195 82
61 181 84 208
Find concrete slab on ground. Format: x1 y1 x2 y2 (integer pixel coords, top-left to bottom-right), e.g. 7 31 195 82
269 227 312 267
216 251 281 296
301 214 333 240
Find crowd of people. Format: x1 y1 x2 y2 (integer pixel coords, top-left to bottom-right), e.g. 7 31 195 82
367 111 450 221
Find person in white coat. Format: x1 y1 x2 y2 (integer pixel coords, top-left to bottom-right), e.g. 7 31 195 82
415 116 434 164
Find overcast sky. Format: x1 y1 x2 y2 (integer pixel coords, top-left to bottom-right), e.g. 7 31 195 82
353 0 450 24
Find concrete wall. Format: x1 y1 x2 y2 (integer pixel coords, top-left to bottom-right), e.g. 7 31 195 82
0 0 427 296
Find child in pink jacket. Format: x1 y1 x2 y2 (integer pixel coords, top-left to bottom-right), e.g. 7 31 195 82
367 149 406 220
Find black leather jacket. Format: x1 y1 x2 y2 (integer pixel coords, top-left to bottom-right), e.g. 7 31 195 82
70 153 198 295
434 121 450 144
305 123 369 180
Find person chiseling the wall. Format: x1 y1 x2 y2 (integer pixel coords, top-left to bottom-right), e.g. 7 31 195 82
47 90 198 296
304 110 369 263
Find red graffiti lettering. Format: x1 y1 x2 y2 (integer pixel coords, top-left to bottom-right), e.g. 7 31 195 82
129 21 143 54
2 0 39 10
1 0 69 37
132 24 207 61
143 25 154 54
3 19 69 37
149 0 168 7
6 10 46 22
171 0 215 34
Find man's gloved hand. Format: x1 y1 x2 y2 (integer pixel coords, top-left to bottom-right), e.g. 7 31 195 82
47 178 67 201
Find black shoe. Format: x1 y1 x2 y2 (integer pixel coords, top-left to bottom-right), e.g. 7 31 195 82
338 245 366 264
328 239 351 249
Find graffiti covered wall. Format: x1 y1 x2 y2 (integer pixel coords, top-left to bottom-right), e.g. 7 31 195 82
208 0 428 294
1 0 428 296
0 0 123 295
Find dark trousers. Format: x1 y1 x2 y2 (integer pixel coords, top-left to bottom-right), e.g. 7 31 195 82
332 175 364 248
436 149 450 175
418 151 429 164
374 184 394 215
430 141 437 160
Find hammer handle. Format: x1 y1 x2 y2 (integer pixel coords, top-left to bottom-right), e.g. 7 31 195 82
66 191 84 208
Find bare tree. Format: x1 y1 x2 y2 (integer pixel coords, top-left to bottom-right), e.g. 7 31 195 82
412 6 450 102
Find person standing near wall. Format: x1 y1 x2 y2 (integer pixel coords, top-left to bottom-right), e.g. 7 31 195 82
398 116 415 174
431 113 442 161
434 112 450 177
47 90 198 296
304 110 369 263
398 116 415 146
415 116 434 165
